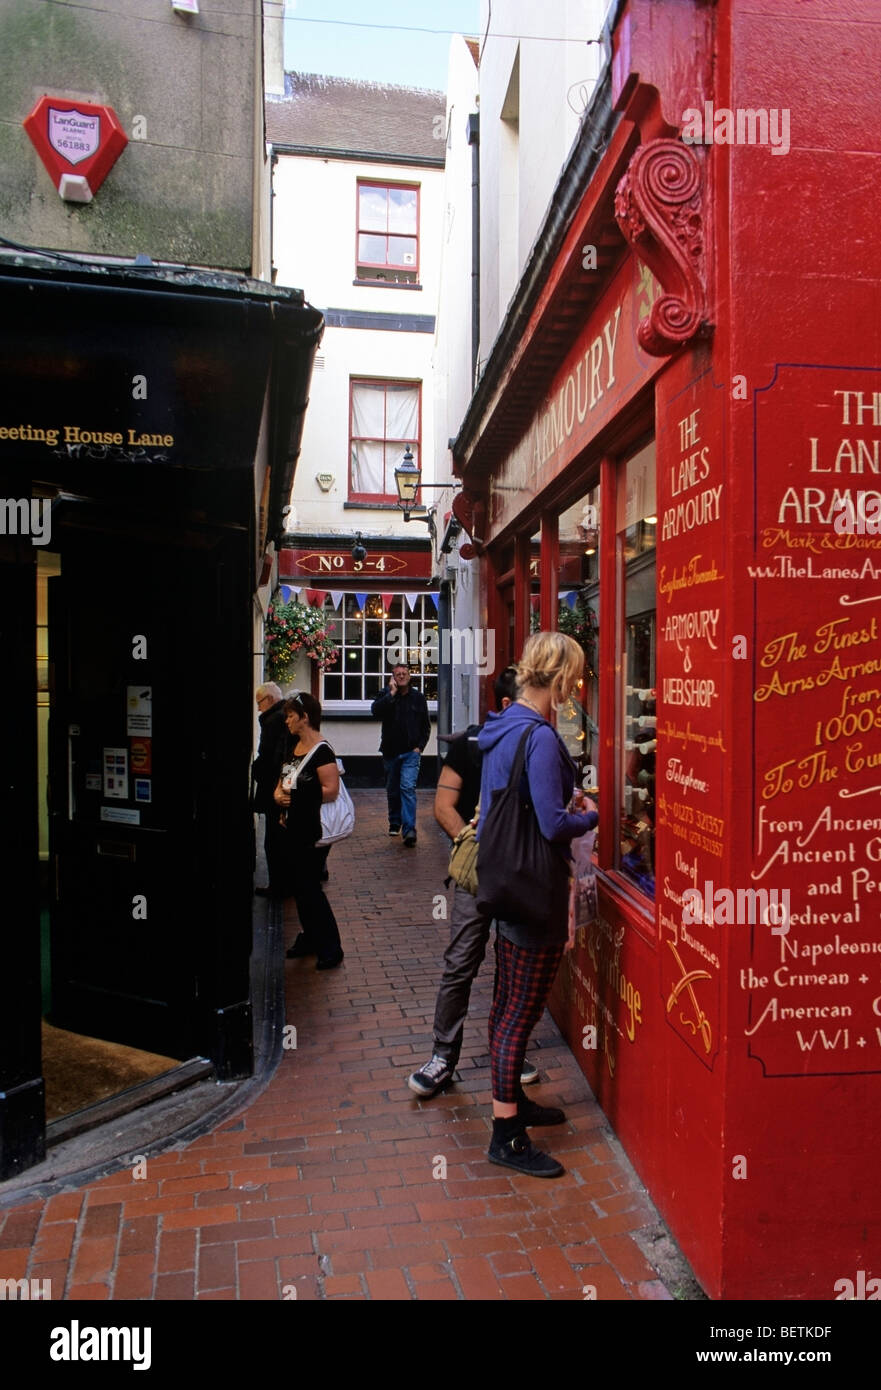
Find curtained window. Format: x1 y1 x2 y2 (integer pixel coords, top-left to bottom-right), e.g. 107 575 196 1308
349 378 420 501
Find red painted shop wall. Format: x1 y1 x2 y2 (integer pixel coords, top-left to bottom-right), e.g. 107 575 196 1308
719 0 881 1301
551 0 881 1301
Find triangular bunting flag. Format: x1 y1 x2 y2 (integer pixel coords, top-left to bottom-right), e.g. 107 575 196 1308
428 591 439 611
564 590 579 610
403 592 418 613
328 591 344 611
280 585 292 604
355 593 368 610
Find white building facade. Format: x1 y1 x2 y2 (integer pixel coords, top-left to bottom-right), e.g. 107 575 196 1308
267 73 449 775
435 4 607 727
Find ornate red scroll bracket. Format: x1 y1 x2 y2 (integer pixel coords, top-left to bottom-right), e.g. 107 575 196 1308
614 138 710 358
452 487 487 559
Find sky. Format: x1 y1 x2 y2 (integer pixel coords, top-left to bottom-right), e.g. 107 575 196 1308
283 0 482 91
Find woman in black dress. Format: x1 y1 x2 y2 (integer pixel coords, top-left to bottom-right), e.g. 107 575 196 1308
274 693 344 970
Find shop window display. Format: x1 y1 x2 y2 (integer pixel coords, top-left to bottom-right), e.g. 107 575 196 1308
617 443 656 898
554 491 600 795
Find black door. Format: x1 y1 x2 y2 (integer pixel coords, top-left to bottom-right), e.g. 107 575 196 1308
0 535 44 1177
47 522 254 1072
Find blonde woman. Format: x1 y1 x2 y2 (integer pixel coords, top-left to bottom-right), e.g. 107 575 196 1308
477 631 598 1177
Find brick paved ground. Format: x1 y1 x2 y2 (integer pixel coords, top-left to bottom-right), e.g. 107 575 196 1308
0 791 696 1301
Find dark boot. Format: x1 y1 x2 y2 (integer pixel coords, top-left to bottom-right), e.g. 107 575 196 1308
516 1088 566 1127
488 1115 565 1178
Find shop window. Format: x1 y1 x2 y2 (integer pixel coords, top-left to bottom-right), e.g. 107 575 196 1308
555 491 600 790
349 378 420 501
617 442 657 898
356 180 420 284
320 593 438 707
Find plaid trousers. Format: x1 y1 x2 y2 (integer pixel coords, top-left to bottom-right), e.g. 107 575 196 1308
488 934 565 1103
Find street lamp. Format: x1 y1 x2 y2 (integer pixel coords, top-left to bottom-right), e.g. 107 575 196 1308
394 444 421 523
394 444 460 536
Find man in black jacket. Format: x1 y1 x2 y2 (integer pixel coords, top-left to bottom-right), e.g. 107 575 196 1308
370 663 430 847
252 682 288 894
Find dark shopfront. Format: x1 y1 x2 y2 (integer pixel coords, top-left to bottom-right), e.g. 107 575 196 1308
453 0 881 1300
0 261 322 1178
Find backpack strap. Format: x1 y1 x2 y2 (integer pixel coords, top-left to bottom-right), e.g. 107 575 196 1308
287 739 331 789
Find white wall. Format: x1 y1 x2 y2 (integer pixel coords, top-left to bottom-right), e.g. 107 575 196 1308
273 155 442 322
477 0 605 361
284 324 437 540
269 145 445 760
273 152 446 538
431 35 483 730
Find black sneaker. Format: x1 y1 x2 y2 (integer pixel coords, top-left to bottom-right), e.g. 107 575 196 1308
403 832 417 848
517 1092 566 1126
520 1059 539 1085
488 1123 565 1179
388 825 401 836
407 1054 454 1097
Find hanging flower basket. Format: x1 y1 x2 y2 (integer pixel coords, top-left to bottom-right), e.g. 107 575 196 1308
265 598 339 682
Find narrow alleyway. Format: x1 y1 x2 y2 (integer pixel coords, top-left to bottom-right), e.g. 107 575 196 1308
0 791 698 1301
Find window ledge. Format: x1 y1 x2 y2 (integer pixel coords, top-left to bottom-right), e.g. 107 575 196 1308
352 279 423 291
596 869 657 945
343 501 429 513
320 704 438 718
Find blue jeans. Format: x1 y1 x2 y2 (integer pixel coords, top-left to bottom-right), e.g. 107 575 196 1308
383 750 420 836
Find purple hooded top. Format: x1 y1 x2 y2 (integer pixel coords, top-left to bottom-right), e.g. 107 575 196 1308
476 702 598 847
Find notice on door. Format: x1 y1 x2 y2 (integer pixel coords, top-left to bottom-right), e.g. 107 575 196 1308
130 737 152 774
103 747 128 800
126 686 153 736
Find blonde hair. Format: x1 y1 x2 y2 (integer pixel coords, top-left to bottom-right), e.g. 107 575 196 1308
517 631 583 707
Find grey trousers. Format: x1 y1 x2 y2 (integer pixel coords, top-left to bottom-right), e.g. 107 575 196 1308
431 883 493 1066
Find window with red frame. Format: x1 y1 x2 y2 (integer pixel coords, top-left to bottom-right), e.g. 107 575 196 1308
349 379 420 501
356 181 419 284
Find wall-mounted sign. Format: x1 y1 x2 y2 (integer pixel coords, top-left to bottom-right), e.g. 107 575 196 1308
130 738 152 775
100 806 140 825
103 748 128 800
126 686 153 736
23 96 128 204
280 546 432 580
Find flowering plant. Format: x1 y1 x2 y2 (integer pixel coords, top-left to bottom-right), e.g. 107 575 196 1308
265 598 339 680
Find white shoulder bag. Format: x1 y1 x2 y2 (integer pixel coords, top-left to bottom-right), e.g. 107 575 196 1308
284 741 355 847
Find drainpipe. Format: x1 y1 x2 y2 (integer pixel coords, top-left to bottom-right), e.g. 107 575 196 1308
467 113 480 384
436 579 452 774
